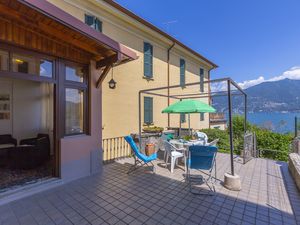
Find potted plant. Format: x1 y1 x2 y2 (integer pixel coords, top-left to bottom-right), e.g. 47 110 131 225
142 125 164 133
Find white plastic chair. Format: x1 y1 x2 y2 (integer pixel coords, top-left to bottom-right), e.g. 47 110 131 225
195 132 208 145
207 139 219 146
163 141 186 173
193 138 219 147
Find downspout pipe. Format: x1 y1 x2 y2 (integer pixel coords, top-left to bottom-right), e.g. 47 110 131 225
208 67 213 129
207 65 217 128
167 42 175 128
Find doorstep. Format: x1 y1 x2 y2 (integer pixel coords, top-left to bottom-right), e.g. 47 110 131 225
0 177 64 206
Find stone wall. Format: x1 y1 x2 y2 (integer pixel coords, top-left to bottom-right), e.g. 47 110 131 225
288 153 300 191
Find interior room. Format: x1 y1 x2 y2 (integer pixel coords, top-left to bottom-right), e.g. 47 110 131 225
0 77 54 191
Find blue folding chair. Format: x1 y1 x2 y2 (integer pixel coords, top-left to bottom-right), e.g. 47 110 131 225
125 136 157 174
186 145 218 195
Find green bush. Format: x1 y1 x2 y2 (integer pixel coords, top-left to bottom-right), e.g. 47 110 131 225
201 128 231 153
254 128 292 161
200 115 293 161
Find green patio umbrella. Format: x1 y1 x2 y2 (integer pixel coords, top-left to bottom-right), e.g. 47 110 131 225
162 99 216 114
162 99 216 136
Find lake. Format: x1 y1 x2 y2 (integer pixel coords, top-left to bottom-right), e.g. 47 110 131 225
246 112 300 134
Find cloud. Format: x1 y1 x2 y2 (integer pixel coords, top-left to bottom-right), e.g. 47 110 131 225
238 66 300 89
210 66 300 92
238 76 265 89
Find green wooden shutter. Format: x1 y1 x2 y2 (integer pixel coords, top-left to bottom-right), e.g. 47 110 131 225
180 59 185 87
95 18 102 32
200 68 204 92
85 14 102 32
180 113 186 123
144 97 153 124
200 113 204 121
144 42 153 78
85 14 94 27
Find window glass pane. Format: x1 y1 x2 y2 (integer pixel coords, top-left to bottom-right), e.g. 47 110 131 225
12 53 37 74
144 42 153 78
0 50 9 71
65 66 84 82
65 88 84 135
85 14 94 27
85 14 102 33
40 60 53 78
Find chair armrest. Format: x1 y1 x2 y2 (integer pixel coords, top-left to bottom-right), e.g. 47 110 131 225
20 137 37 146
10 137 17 146
207 139 219 146
0 136 17 146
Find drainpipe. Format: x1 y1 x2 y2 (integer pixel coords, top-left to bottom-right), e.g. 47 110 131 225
208 67 213 129
167 42 175 128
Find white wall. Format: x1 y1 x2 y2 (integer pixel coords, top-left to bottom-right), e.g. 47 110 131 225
0 78 53 145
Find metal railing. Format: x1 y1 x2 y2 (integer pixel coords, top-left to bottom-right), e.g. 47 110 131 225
210 113 225 121
102 136 131 163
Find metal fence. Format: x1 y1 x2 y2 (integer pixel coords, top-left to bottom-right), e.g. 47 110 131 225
242 132 291 162
242 132 257 164
102 136 131 163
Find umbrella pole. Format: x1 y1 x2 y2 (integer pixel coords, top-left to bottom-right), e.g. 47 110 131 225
188 113 191 136
179 115 181 138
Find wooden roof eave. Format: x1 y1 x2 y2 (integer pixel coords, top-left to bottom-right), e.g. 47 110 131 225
16 0 137 64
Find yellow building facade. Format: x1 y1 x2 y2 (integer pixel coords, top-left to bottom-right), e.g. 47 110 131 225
47 0 217 139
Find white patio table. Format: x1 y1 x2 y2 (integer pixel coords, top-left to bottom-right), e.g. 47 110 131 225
169 139 205 149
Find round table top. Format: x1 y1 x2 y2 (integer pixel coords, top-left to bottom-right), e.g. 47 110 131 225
170 139 205 148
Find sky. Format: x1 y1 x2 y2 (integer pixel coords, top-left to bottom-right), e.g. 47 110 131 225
115 0 300 89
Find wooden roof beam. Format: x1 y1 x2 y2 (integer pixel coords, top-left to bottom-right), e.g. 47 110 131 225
96 63 112 88
96 53 119 69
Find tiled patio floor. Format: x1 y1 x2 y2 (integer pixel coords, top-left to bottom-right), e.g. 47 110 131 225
1 153 300 225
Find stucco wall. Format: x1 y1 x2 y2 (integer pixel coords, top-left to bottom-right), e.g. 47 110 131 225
60 61 102 182
47 0 213 140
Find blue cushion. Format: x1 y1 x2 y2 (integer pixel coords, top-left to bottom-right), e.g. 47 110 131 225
187 145 218 170
125 136 157 163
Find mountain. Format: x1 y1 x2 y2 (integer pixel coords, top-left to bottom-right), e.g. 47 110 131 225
212 79 300 113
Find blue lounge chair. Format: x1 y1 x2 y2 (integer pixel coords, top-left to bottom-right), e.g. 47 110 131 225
125 136 157 174
186 145 218 195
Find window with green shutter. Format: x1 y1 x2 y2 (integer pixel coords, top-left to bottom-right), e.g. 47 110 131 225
200 68 204 92
144 42 153 78
180 113 186 123
144 97 153 124
85 14 102 32
180 59 185 87
200 113 204 121
94 18 102 32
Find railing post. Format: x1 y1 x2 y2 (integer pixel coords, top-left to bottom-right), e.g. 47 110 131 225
227 79 234 176
244 94 247 134
102 136 132 163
